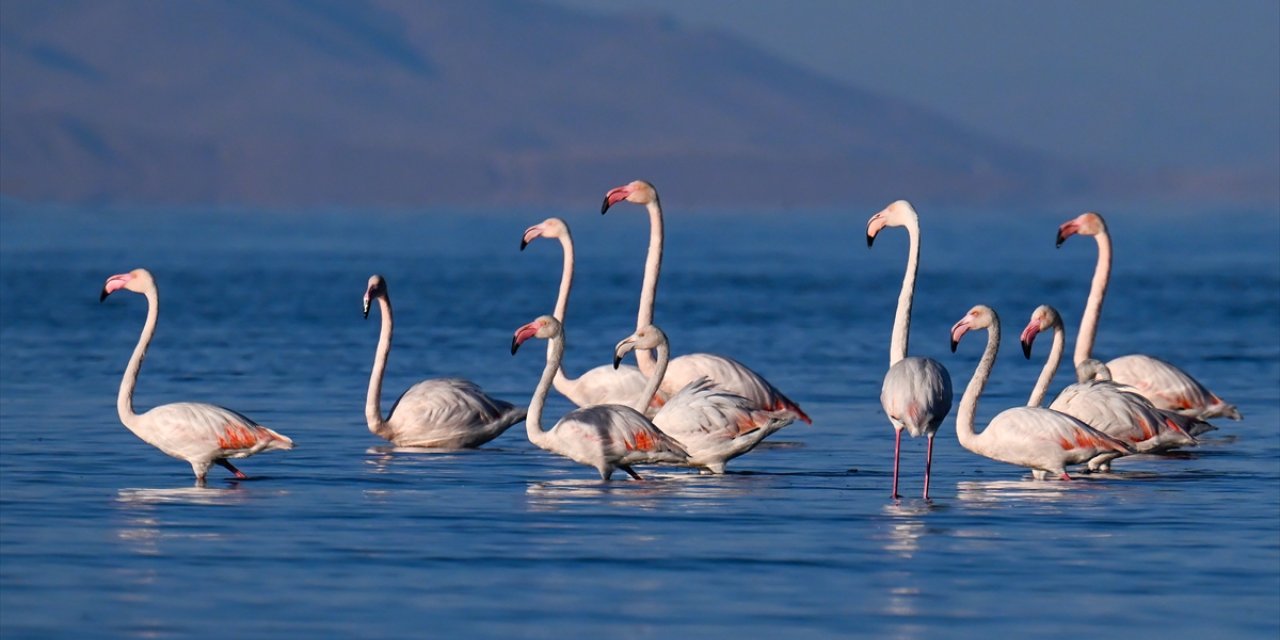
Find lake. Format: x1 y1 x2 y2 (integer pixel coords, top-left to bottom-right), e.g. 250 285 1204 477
1 199 1277 638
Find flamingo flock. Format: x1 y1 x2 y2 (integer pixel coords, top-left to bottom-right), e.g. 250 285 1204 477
99 184 1240 495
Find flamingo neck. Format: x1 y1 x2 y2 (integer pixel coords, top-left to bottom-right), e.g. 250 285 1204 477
365 297 394 439
1028 319 1065 407
889 216 921 366
550 232 579 395
1075 229 1111 366
526 333 564 450
117 287 158 433
956 318 1001 453
631 341 670 414
635 198 663 376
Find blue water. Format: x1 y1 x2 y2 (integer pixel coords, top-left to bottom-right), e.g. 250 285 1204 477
2 201 1278 638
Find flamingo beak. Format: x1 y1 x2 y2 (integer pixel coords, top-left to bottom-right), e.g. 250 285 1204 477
99 273 132 302
866 213 885 248
601 185 630 214
520 224 543 251
511 321 541 355
612 335 638 369
1056 220 1080 248
949 320 970 353
1019 322 1041 359
363 295 371 319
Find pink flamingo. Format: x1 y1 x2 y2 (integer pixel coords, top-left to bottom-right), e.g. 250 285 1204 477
1057 212 1240 420
601 180 810 424
613 325 795 474
363 275 526 448
1020 304 1202 454
950 305 1133 480
100 269 293 484
520 217 666 410
511 315 689 480
867 200 954 499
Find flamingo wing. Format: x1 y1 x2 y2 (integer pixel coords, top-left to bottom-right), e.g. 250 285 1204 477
1106 354 1239 420
983 407 1131 471
663 353 810 424
652 378 794 468
880 356 953 438
553 405 689 469
388 378 526 448
1050 381 1197 451
136 402 292 462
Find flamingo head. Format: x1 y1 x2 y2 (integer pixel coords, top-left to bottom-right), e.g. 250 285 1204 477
521 217 569 250
1075 358 1112 383
1019 304 1061 359
1056 212 1106 247
601 180 658 214
363 274 388 318
99 268 154 302
612 324 667 369
511 315 562 355
865 200 917 247
950 305 996 353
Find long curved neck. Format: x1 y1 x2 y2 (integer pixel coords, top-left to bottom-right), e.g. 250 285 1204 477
527 334 564 449
551 233 578 392
956 321 1000 452
889 217 921 366
118 288 158 431
365 297 394 439
1075 230 1111 366
631 341 670 413
634 198 663 375
1028 321 1064 407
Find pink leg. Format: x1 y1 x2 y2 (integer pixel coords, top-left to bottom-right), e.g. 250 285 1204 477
1059 472 1073 481
891 429 903 499
216 459 247 479
923 434 935 500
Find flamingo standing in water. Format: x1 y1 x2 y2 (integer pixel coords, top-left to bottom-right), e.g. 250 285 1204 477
867 200 953 499
600 180 810 425
1056 212 1240 420
511 315 688 480
613 325 795 474
1020 304 1202 454
950 305 1132 480
363 275 526 448
100 268 293 484
520 218 666 410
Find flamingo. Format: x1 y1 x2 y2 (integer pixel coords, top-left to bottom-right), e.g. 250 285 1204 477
99 268 293 484
1020 304 1202 452
1056 212 1241 420
950 305 1133 480
867 200 954 499
511 315 689 480
363 275 526 448
520 217 666 411
600 180 811 425
613 325 795 474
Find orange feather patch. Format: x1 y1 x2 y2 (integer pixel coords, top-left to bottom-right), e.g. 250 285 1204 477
216 423 260 450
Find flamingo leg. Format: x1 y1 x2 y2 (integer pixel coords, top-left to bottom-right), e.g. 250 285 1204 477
891 429 903 499
1059 472 1073 481
923 434 934 500
620 464 643 481
215 459 247 479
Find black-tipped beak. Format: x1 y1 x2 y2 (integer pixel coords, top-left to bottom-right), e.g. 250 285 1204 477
1055 230 1067 248
950 338 959 353
99 289 109 302
511 336 521 355
601 197 611 214
866 233 876 248
520 239 529 251
363 298 371 319
612 355 622 369
1021 340 1033 359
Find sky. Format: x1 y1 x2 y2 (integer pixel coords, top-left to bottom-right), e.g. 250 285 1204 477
552 0 1280 173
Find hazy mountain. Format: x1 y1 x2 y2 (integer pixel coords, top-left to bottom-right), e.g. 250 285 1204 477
0 0 1237 209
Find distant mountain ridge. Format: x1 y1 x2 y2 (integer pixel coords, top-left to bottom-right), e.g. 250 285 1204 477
0 0 1259 209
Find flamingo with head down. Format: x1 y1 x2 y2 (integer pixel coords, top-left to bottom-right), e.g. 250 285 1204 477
511 315 688 480
613 324 794 474
867 200 954 499
1056 212 1240 421
600 180 810 426
950 305 1133 480
1019 304 1203 454
362 275 526 449
100 268 293 484
520 217 666 411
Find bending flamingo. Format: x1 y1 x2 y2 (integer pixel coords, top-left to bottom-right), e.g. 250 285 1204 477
100 268 293 484
950 305 1132 480
520 217 666 410
600 180 810 424
867 200 953 499
613 325 794 474
1020 304 1201 453
511 315 688 480
1057 212 1240 420
363 275 525 448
